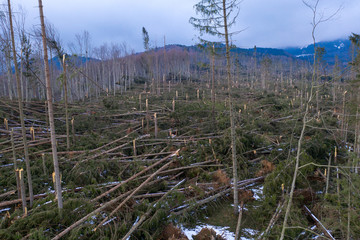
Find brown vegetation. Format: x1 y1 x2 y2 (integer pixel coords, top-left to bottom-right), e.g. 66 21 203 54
293 188 316 205
238 189 254 203
192 227 225 240
158 223 188 240
255 160 275 177
212 169 230 187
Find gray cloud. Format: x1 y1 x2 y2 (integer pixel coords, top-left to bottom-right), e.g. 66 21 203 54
9 0 360 53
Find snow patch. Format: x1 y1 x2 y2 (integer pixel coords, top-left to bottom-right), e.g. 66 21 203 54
296 53 313 58
0 208 11 213
182 224 235 240
252 186 263 201
0 163 14 168
334 43 344 49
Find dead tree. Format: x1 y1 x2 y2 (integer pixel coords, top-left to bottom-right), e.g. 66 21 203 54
7 0 34 207
38 0 63 210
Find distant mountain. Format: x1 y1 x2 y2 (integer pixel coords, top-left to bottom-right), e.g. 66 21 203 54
51 39 352 71
157 43 295 61
161 41 352 66
284 39 352 66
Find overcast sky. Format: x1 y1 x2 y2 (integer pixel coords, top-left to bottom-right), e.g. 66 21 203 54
7 0 360 53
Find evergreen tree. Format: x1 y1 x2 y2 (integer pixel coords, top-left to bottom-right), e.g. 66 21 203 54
190 0 241 215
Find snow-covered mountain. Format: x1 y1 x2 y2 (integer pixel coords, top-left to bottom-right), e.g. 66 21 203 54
284 39 352 65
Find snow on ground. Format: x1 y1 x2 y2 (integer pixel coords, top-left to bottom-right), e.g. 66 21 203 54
0 208 11 214
182 224 235 240
181 224 259 240
252 186 263 200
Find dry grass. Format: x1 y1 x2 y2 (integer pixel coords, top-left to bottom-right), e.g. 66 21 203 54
255 160 275 177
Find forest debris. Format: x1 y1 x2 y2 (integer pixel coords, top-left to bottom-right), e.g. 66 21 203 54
158 223 188 240
255 160 275 177
121 179 186 240
304 205 335 240
79 134 150 163
270 115 293 122
212 169 230 187
257 199 285 239
0 193 47 208
307 169 326 182
94 155 178 230
293 188 316 205
92 149 179 202
238 189 254 203
192 227 225 240
173 177 264 215
0 190 16 199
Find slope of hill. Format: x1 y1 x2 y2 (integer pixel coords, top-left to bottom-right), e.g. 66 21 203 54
284 39 352 65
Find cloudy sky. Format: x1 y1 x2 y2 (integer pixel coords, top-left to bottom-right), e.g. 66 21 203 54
7 0 360 53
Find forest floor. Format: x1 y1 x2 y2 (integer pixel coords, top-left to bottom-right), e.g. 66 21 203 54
0 81 358 239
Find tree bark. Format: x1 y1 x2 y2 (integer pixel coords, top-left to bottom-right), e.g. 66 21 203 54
63 55 70 150
7 0 34 207
11 129 21 199
38 0 63 210
222 0 239 215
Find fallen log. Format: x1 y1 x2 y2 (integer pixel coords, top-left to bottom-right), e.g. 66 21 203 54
0 190 16 199
94 157 177 230
257 199 285 239
92 149 180 202
270 115 294 122
304 205 335 240
68 126 142 161
0 193 48 208
172 176 264 215
121 179 186 240
78 134 150 163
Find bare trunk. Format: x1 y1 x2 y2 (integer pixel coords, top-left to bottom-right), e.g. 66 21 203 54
5 53 13 100
63 55 70 150
222 0 238 215
211 44 216 124
38 0 63 210
280 84 313 240
11 129 21 199
7 0 34 207
17 169 27 215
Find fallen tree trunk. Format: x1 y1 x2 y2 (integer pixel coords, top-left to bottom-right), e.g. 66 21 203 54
78 134 150 164
304 205 335 240
257 199 285 239
94 157 177 230
92 149 179 202
0 190 16 199
172 176 264 215
121 179 186 240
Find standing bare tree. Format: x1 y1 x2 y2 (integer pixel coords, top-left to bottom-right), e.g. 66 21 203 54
0 8 13 100
279 1 341 239
38 0 63 210
7 0 34 207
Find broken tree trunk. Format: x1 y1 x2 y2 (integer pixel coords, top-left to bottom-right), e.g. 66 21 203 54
235 201 244 240
38 0 63 210
11 129 21 198
63 55 70 150
7 0 34 207
121 179 186 240
92 149 179 202
304 205 335 240
94 156 177 230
